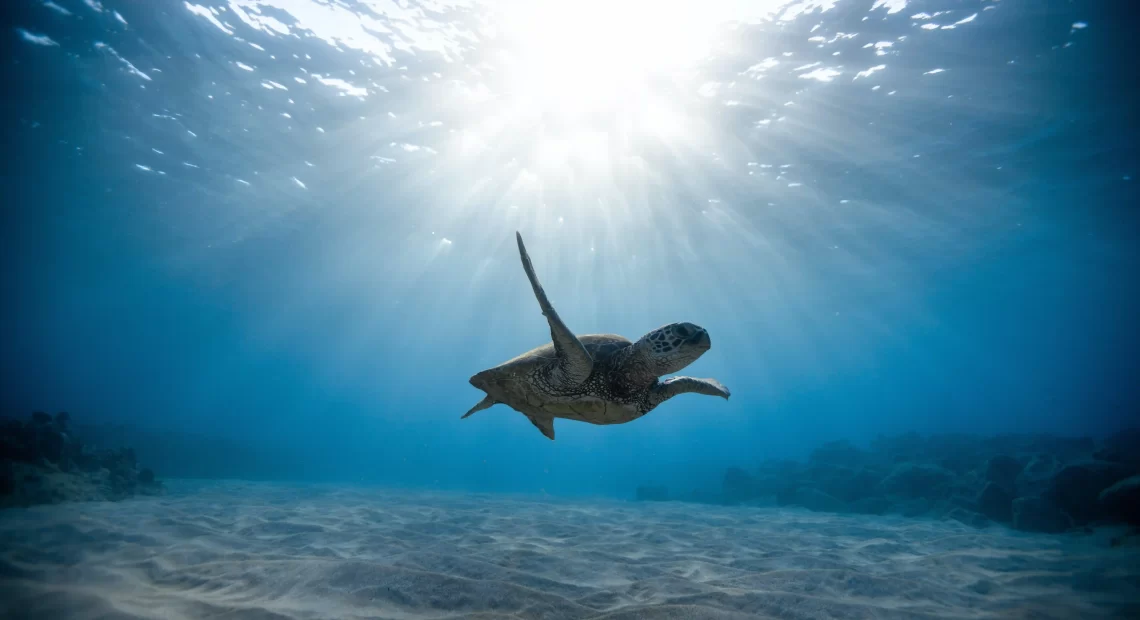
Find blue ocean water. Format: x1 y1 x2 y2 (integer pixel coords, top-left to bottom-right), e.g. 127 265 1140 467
5 0 1136 495
3 1 1140 617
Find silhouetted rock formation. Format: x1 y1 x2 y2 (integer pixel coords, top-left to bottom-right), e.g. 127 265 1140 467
1100 475 1140 525
1 412 163 508
638 429 1140 533
977 482 1014 523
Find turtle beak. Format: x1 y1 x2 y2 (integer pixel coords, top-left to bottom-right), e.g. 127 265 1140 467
690 330 711 350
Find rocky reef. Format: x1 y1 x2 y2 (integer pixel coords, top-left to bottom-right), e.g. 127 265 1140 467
639 429 1140 536
1 412 163 509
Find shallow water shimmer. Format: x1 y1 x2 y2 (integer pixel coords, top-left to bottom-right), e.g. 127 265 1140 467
1 482 1137 619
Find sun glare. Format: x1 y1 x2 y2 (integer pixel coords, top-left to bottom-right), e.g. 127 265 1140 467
430 0 797 225
497 0 716 135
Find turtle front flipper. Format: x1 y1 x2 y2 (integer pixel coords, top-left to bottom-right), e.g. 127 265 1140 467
515 231 593 387
647 377 731 410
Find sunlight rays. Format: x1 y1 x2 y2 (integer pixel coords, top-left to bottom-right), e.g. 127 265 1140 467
20 0 1114 460
157 0 1031 389
437 0 755 246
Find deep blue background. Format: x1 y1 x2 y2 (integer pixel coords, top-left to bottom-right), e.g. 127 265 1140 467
2 0 1137 497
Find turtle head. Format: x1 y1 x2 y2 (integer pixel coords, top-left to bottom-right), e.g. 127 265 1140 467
634 322 711 377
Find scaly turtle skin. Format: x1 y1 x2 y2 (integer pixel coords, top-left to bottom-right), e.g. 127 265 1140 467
462 232 730 440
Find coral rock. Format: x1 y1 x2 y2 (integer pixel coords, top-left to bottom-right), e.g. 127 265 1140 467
977 482 1014 523
1012 496 1072 533
1099 475 1140 526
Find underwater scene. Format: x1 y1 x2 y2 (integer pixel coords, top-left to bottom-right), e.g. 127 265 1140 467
2 0 1139 618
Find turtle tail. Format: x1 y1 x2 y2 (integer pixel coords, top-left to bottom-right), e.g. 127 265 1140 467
462 394 496 419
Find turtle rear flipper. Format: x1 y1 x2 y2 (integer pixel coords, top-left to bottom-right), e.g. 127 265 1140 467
526 415 556 440
462 394 496 419
516 231 593 388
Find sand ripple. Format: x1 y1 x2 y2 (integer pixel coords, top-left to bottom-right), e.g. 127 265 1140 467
1 481 1137 619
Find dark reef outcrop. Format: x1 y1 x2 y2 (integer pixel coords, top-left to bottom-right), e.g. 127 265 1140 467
635 429 1140 534
1 412 163 509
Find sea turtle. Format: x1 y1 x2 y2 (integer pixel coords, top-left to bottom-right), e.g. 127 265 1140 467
462 232 730 440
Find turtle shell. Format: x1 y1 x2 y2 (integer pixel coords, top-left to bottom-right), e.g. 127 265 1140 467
469 334 632 417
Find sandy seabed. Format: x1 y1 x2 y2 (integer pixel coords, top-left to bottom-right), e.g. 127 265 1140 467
0 481 1137 620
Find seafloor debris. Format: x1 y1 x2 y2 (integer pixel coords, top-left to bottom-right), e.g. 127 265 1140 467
0 411 163 509
639 429 1140 533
